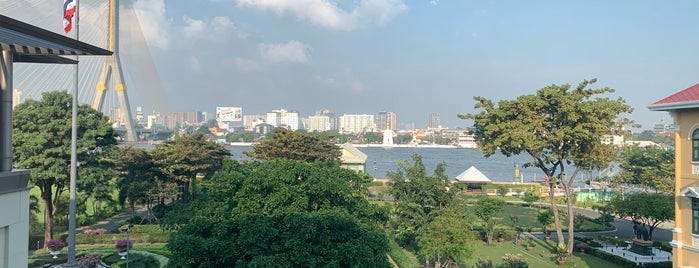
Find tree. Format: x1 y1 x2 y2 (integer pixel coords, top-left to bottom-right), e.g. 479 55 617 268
522 190 539 206
12 91 117 246
615 145 674 193
115 146 158 219
537 209 554 236
245 127 342 165
166 159 390 267
609 193 673 240
388 153 453 247
417 207 476 267
151 133 230 202
473 197 505 245
76 147 119 218
460 79 633 256
195 125 211 135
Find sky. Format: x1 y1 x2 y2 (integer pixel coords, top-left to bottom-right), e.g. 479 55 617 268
10 0 699 130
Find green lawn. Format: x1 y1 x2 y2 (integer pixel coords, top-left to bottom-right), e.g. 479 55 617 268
463 239 623 268
28 243 169 268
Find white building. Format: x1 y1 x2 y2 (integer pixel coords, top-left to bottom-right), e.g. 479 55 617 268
339 114 375 134
267 109 300 130
12 89 20 109
307 115 331 132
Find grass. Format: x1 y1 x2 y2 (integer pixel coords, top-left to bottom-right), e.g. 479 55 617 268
387 239 419 268
463 239 623 268
28 244 169 268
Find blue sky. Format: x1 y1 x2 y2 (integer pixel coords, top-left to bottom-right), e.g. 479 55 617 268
13 0 699 130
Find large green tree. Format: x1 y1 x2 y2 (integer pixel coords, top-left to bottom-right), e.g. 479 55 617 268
388 153 453 247
609 193 674 240
12 91 117 246
151 133 229 202
115 146 159 219
166 159 390 267
244 127 342 165
615 145 674 193
417 206 475 268
460 79 633 256
473 197 505 245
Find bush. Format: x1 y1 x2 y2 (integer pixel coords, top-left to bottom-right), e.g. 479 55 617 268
652 241 672 253
125 216 144 225
474 259 495 268
585 247 636 268
499 253 528 268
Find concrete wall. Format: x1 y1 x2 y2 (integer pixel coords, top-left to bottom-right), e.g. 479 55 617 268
0 181 30 268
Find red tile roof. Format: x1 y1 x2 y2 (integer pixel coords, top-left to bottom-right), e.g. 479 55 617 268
652 82 699 105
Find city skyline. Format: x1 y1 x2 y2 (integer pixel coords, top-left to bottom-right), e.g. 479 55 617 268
12 1 699 130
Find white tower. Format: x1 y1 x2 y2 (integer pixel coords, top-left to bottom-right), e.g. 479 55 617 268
382 125 394 146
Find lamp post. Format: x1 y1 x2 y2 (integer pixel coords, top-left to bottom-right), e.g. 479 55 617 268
121 224 134 268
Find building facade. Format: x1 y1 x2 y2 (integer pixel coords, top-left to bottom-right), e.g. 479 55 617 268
307 115 331 132
266 109 300 130
243 114 265 131
339 114 374 134
428 113 441 129
376 111 396 131
649 82 699 268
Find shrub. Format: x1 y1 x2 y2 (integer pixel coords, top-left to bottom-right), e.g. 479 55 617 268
77 254 101 268
125 216 143 225
499 253 528 268
575 242 589 252
115 239 133 252
46 239 66 251
474 259 495 268
585 247 636 268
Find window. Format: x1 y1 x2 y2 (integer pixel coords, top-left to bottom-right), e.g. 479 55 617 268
694 198 699 234
693 129 699 162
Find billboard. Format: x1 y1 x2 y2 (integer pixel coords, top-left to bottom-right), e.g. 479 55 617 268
216 107 242 122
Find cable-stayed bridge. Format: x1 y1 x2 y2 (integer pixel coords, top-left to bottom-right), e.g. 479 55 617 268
2 0 171 141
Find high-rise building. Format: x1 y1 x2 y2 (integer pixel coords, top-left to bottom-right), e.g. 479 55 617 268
316 109 337 130
376 111 397 131
12 89 21 109
339 114 374 134
307 115 331 132
428 113 441 129
266 109 300 130
244 114 266 130
172 111 202 127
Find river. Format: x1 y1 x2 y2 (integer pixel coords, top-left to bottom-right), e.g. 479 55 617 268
223 145 548 182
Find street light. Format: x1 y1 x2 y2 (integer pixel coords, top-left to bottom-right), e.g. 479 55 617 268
120 224 134 268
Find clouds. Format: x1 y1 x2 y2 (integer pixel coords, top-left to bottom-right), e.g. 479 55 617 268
235 0 407 31
183 16 240 40
133 0 172 50
134 0 240 50
258 41 312 64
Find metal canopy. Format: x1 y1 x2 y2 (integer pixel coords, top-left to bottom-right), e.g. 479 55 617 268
0 14 112 63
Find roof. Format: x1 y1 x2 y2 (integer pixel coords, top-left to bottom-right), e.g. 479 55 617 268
339 143 367 164
454 166 491 183
0 14 112 63
648 83 699 111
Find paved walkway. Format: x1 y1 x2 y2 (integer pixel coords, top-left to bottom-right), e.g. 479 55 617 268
78 206 149 234
508 201 674 242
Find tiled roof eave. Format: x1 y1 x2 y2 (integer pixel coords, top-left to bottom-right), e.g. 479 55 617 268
648 100 699 111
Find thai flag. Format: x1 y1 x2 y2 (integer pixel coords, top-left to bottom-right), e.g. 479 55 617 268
63 0 76 33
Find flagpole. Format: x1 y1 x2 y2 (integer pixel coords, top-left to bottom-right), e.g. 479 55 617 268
67 0 80 265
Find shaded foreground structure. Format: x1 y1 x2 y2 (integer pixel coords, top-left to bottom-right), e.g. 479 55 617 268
0 14 111 267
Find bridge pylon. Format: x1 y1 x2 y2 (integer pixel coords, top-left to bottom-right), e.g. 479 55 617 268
93 0 137 142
